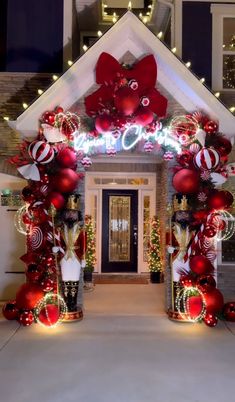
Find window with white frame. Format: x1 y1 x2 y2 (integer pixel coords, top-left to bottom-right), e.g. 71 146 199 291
211 4 235 91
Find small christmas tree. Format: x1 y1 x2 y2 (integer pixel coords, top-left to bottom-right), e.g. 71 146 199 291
148 216 163 273
84 215 96 272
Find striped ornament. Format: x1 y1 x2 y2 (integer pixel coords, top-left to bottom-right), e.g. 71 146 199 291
194 147 220 171
28 141 55 165
29 226 44 251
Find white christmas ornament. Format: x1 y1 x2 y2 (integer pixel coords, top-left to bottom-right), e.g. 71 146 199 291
210 172 228 186
42 124 67 143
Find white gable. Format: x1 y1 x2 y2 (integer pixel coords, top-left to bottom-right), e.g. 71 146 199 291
9 11 235 139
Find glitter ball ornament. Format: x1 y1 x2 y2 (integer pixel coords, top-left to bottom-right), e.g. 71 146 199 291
144 141 154 153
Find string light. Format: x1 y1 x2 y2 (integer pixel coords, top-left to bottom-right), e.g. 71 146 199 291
112 13 117 23
148 4 152 8
67 60 73 66
157 31 163 39
229 106 235 112
143 16 148 24
52 75 58 81
200 78 205 83
97 30 102 37
3 116 9 121
212 211 235 242
185 61 191 68
22 103 28 109
171 47 177 53
34 293 67 328
37 89 43 95
176 286 206 322
214 92 220 98
14 205 28 235
83 44 88 52
139 13 143 18
128 1 132 10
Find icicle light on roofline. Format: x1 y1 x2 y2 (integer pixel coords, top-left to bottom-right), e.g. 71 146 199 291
23 103 28 109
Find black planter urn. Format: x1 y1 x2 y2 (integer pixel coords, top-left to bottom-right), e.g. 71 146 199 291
84 270 93 283
150 271 161 283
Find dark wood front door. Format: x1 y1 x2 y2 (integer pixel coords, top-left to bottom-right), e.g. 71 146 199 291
102 190 138 273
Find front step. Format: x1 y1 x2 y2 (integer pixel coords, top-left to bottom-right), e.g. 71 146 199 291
93 273 149 284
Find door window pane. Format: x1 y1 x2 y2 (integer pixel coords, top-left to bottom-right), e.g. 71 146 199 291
223 55 235 89
109 196 130 262
223 18 235 51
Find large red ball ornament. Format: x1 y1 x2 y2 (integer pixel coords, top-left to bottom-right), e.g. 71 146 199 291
203 120 218 134
135 107 153 126
203 312 218 327
54 168 79 193
18 310 34 326
193 210 208 222
95 114 112 133
38 304 60 326
214 136 232 156
56 147 77 168
223 302 235 322
114 87 140 116
172 169 200 194
189 255 214 275
187 296 203 319
194 147 220 171
2 301 19 320
203 225 217 238
42 111 56 125
26 264 42 282
55 106 64 114
207 190 233 210
16 283 44 310
46 192 66 210
204 287 224 314
28 203 48 225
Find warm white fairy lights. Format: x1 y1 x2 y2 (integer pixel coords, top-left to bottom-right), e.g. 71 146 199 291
3 116 9 121
37 89 43 95
200 78 205 83
213 211 235 242
157 31 163 39
171 47 177 53
67 60 73 66
83 44 88 52
97 30 102 37
214 92 220 98
22 103 28 109
185 61 191 68
14 205 28 235
52 75 58 81
34 293 67 328
176 286 206 322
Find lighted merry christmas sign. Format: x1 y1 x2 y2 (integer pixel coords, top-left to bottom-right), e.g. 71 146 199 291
74 124 181 154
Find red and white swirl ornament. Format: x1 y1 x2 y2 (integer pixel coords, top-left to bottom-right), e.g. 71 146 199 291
194 147 220 171
28 226 44 251
18 141 55 181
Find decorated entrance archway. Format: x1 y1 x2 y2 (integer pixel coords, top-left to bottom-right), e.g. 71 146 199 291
3 52 234 328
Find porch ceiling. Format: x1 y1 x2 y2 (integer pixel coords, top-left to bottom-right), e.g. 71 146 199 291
9 11 235 139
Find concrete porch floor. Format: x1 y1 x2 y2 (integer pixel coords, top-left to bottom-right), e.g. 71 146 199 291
0 283 235 402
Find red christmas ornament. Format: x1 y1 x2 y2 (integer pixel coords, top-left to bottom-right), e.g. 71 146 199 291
214 136 232 156
16 283 44 310
194 147 220 171
95 114 112 133
135 107 153 126
18 310 34 326
38 304 60 326
42 254 55 267
42 111 56 125
26 264 42 282
53 168 79 193
22 186 35 203
223 302 235 322
196 274 216 291
56 147 77 168
41 278 54 292
2 301 19 320
55 106 64 114
172 169 200 194
187 296 203 319
203 120 218 134
46 191 65 210
28 203 48 225
114 86 140 116
207 190 233 210
22 212 32 225
28 226 45 252
203 225 217 238
176 150 194 168
40 173 50 185
189 255 214 275
203 312 218 327
193 210 208 222
204 287 224 314
180 274 194 287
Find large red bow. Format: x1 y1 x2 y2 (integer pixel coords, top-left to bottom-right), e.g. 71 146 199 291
85 52 167 119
